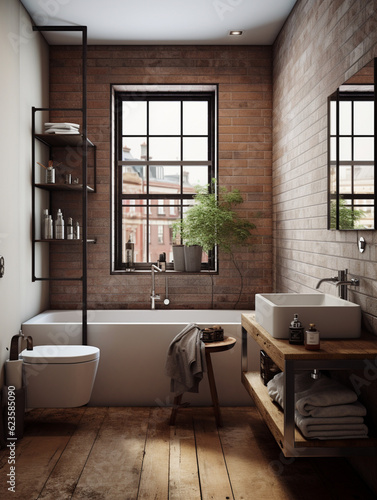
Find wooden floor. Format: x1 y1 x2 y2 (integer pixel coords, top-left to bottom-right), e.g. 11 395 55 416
0 406 375 500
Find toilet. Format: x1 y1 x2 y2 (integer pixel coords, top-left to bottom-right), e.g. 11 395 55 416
20 345 100 408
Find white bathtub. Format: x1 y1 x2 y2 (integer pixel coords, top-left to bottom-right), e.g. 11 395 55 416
22 310 258 406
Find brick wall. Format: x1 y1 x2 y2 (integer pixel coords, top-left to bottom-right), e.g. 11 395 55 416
273 0 377 492
48 45 273 310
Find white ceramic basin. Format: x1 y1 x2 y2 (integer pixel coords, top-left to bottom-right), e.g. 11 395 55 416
255 293 361 339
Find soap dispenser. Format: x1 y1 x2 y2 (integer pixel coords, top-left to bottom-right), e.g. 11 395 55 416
289 313 304 345
305 323 320 350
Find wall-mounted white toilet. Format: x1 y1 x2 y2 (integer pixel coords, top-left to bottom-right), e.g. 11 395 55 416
21 345 100 408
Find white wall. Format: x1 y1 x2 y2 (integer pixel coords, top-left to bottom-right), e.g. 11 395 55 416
0 0 49 384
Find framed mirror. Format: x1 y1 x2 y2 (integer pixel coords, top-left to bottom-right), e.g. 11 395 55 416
328 58 376 230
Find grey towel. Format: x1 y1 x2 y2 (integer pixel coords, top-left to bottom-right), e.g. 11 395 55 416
165 323 206 396
295 411 368 440
267 372 364 417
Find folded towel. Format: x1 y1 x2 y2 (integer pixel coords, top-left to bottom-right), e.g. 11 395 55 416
267 372 361 417
45 122 80 129
295 411 368 440
45 128 80 134
165 323 206 396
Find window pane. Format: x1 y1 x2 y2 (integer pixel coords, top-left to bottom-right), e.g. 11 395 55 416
122 165 146 194
122 101 147 135
330 137 337 162
122 204 147 262
339 101 351 135
183 137 208 160
339 137 351 161
183 101 208 135
122 137 147 160
339 165 351 193
354 101 374 135
354 137 374 161
149 166 181 194
329 164 337 195
149 137 181 160
183 166 209 191
149 101 180 135
354 165 374 194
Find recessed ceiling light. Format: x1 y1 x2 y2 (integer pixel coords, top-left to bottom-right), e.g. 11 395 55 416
229 30 243 36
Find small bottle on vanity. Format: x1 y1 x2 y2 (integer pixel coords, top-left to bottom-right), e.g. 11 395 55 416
289 313 304 345
305 323 320 350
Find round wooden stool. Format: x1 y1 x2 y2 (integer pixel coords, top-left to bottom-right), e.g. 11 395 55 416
169 336 237 427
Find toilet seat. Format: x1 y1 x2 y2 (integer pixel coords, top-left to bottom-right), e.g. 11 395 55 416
21 345 99 364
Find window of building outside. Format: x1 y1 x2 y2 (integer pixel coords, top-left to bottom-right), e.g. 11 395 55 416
111 85 217 272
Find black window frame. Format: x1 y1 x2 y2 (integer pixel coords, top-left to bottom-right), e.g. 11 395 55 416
112 88 217 272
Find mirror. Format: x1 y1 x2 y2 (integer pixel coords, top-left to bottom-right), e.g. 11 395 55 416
328 58 375 230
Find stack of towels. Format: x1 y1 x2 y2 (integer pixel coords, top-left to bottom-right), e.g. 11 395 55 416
44 122 80 134
267 371 368 440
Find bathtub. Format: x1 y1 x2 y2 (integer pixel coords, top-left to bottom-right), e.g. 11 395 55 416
22 310 258 406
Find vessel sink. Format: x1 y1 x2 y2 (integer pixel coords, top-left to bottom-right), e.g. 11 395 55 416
255 293 361 339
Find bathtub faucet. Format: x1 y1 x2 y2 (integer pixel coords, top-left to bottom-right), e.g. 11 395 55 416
151 264 163 309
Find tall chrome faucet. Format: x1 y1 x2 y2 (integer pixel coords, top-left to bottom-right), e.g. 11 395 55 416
316 269 359 300
151 264 163 309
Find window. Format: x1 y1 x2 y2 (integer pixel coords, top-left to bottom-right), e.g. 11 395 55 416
329 87 375 229
112 85 217 271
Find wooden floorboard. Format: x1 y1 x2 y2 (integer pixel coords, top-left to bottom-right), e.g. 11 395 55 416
0 406 375 500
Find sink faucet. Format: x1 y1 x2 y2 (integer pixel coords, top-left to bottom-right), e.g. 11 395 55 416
151 264 163 309
316 269 359 300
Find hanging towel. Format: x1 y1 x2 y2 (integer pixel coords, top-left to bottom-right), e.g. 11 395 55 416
165 323 206 396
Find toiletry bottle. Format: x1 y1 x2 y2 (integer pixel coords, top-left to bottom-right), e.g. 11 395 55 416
305 323 320 350
42 209 49 239
158 252 166 271
66 217 74 239
54 209 64 239
75 221 80 240
125 237 135 270
289 313 304 345
46 165 55 184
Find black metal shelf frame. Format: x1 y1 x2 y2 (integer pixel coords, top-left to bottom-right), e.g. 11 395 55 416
31 26 89 344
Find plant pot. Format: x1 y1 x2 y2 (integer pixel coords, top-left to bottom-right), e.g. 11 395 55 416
184 245 202 272
172 245 185 271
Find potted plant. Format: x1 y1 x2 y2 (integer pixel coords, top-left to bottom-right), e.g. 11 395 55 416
172 181 256 301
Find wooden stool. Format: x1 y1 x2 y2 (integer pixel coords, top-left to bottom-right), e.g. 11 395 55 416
169 336 237 427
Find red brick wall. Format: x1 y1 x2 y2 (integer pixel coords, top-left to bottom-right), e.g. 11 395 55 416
48 45 273 309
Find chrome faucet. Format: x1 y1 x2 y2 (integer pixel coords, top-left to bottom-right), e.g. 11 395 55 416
151 264 163 309
316 269 359 300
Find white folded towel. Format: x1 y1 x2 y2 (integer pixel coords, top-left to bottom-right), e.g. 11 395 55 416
45 122 80 129
44 128 80 134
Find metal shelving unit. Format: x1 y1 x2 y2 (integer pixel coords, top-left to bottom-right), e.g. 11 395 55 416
31 26 93 345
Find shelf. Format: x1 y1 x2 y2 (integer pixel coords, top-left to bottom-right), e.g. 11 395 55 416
242 371 376 453
35 133 94 148
35 239 96 244
35 183 94 192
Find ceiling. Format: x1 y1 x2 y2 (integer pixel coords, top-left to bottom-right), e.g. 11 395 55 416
20 0 297 45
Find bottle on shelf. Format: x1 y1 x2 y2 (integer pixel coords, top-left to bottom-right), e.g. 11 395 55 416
74 221 80 240
54 209 65 239
67 217 74 239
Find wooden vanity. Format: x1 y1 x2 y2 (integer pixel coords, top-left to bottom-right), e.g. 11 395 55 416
241 313 377 457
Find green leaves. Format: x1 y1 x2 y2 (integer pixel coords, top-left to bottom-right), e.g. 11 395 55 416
172 181 256 254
